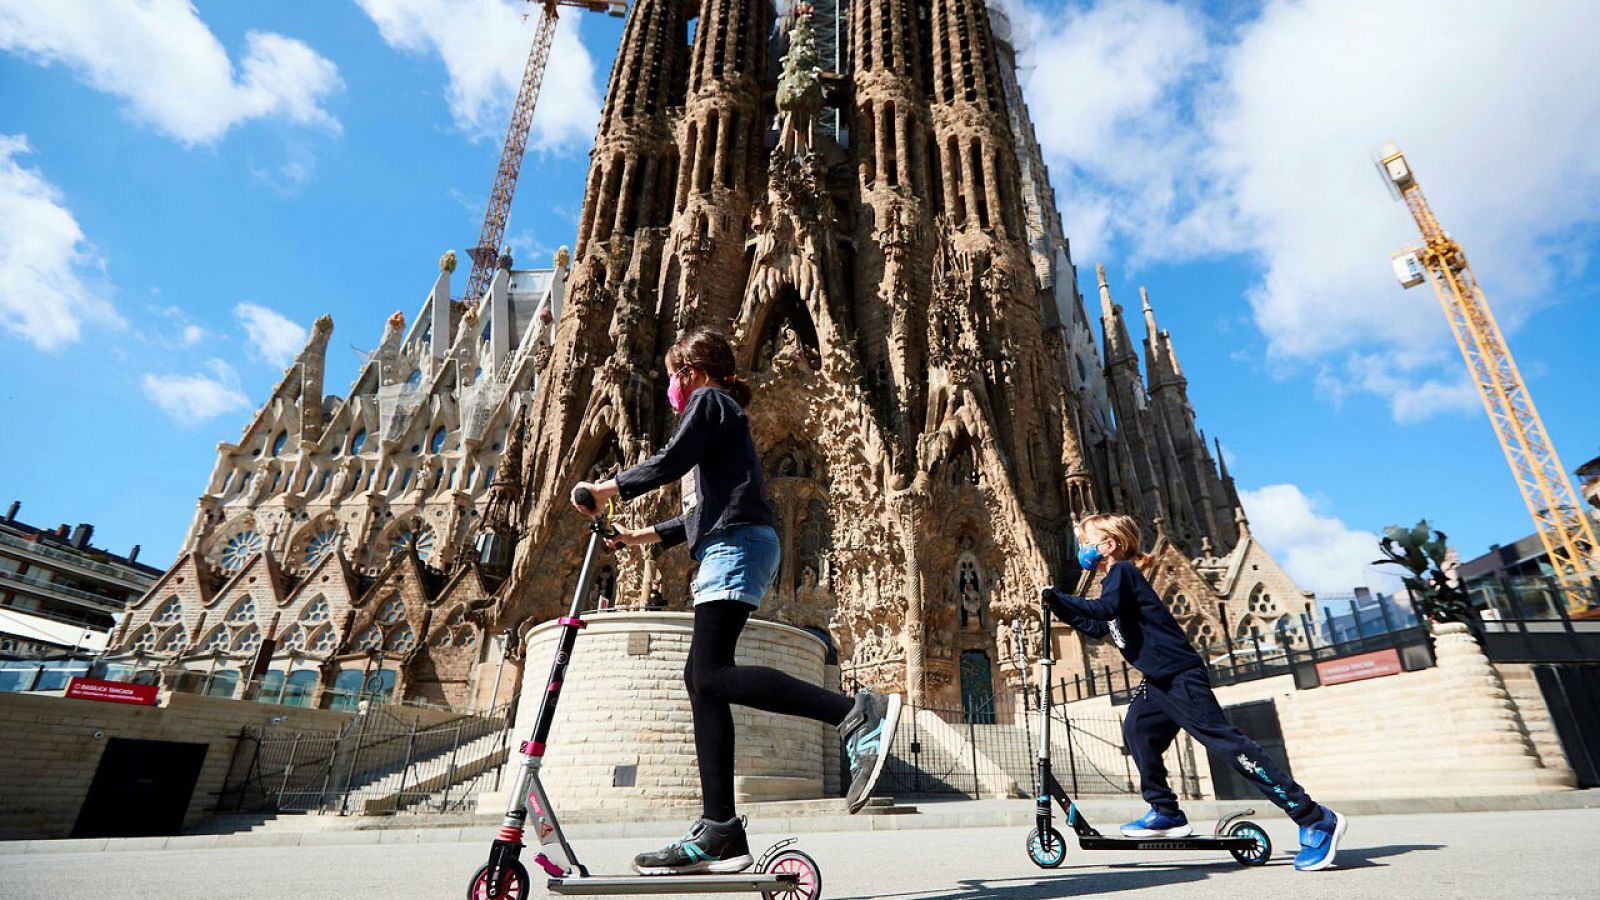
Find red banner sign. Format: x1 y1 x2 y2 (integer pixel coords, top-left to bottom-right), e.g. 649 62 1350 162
65 677 159 706
1316 648 1404 686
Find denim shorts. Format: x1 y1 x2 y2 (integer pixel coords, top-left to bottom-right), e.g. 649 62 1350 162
690 526 781 608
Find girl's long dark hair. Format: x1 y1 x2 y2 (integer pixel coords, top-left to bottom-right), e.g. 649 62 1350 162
667 327 752 408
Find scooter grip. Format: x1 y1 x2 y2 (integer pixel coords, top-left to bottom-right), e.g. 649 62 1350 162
572 485 597 513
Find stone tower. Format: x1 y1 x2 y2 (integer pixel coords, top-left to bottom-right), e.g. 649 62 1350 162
497 0 1303 709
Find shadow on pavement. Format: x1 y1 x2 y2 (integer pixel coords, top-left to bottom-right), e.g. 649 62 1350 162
832 865 1213 899
1318 843 1444 869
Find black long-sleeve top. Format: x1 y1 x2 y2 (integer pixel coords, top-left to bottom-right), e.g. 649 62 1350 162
1045 561 1205 680
613 386 775 556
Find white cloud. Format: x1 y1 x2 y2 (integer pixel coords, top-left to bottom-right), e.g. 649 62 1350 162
1239 483 1397 595
0 0 342 146
235 303 307 368
356 0 602 151
1011 0 1600 420
142 359 251 425
181 324 206 347
0 134 120 349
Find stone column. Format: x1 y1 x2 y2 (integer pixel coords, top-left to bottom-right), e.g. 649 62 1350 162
1431 621 1572 791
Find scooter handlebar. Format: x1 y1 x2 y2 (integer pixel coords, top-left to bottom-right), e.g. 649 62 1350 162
572 485 597 513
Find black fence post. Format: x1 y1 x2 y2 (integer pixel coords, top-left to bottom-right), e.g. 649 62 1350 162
339 708 371 816
395 718 418 815
1378 595 1397 638
1117 712 1135 793
1249 628 1264 676
967 708 981 798
1219 604 1236 666
443 717 467 808
278 732 301 811
1063 709 1080 795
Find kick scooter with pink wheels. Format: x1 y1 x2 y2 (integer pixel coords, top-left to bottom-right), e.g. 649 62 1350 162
466 487 822 899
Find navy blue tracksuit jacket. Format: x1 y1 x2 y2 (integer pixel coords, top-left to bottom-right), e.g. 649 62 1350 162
1046 562 1322 825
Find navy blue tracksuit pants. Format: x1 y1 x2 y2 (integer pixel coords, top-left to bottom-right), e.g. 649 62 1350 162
1124 666 1322 826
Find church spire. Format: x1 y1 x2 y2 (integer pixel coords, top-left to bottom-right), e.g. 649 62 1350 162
1098 263 1135 366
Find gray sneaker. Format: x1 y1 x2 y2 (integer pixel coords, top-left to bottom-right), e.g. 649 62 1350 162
838 691 902 814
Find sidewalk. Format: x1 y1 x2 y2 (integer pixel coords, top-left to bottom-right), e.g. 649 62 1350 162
4 790 1597 855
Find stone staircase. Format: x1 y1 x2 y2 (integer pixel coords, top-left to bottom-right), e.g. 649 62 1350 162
343 728 512 815
967 720 1138 798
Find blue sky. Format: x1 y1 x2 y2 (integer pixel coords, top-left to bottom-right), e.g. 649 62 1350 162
1 0 1596 595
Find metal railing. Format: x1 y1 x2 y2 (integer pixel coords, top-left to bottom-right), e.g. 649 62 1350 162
875 699 1168 800
0 530 154 588
216 703 514 816
0 567 128 614
1052 621 1437 705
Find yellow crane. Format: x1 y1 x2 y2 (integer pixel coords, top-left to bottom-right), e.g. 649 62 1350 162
463 0 627 306
1377 142 1600 612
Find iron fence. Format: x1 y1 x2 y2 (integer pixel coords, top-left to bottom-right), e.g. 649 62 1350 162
874 698 1195 800
216 703 513 816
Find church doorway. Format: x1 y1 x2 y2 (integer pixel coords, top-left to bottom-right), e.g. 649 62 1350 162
959 649 995 724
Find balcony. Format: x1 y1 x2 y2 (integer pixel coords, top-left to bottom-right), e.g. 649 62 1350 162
0 530 154 591
0 567 128 615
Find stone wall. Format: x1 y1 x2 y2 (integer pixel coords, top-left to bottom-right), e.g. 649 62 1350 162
0 691 384 840
483 611 830 812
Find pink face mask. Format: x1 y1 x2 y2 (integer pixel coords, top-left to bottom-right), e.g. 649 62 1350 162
667 373 691 413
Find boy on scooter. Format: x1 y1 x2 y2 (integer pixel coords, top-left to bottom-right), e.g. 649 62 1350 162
1041 513 1347 871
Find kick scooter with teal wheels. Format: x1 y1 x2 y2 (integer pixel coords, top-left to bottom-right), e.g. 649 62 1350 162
1025 603 1273 869
467 486 823 900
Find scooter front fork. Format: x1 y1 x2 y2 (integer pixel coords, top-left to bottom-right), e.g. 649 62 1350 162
1035 758 1054 837
483 832 524 898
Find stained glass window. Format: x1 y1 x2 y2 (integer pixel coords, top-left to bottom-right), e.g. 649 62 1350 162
376 596 406 624
304 528 338 567
301 597 330 624
219 530 264 571
152 597 182 625
386 624 416 653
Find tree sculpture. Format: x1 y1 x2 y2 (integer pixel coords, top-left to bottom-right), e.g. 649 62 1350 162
1373 520 1478 632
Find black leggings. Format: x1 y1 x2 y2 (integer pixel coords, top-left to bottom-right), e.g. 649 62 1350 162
686 601 855 821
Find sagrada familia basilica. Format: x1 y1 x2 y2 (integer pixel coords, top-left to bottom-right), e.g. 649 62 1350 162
105 0 1310 713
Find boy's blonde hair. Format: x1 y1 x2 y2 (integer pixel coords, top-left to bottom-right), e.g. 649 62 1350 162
1077 513 1155 572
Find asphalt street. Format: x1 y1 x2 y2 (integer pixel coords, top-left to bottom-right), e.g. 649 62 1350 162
1 808 1595 899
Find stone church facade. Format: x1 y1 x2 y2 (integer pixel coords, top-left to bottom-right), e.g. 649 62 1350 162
100 257 566 709
107 0 1312 714
494 0 1311 712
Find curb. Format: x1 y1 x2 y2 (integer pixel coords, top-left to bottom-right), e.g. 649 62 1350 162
4 790 1597 854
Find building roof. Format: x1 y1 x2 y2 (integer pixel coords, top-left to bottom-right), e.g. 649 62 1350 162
1459 532 1548 580
0 504 163 578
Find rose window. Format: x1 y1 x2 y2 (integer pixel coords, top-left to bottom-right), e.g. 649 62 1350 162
219 530 265 571
303 528 338 567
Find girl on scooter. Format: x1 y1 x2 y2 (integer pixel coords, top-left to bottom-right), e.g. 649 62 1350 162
1041 513 1346 871
572 326 902 876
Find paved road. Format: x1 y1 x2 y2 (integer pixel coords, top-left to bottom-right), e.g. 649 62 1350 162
2 808 1595 899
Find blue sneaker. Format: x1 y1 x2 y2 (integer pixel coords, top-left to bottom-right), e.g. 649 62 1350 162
1120 807 1192 838
1294 807 1347 871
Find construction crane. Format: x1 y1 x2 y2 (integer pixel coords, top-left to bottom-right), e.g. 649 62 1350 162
463 0 627 306
1377 142 1600 611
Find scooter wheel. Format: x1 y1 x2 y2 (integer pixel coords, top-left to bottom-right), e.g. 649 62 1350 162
1026 827 1068 868
468 860 530 899
1228 821 1272 867
761 848 822 900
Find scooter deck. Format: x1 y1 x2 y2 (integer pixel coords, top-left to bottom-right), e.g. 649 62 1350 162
548 873 798 895
1078 835 1260 852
